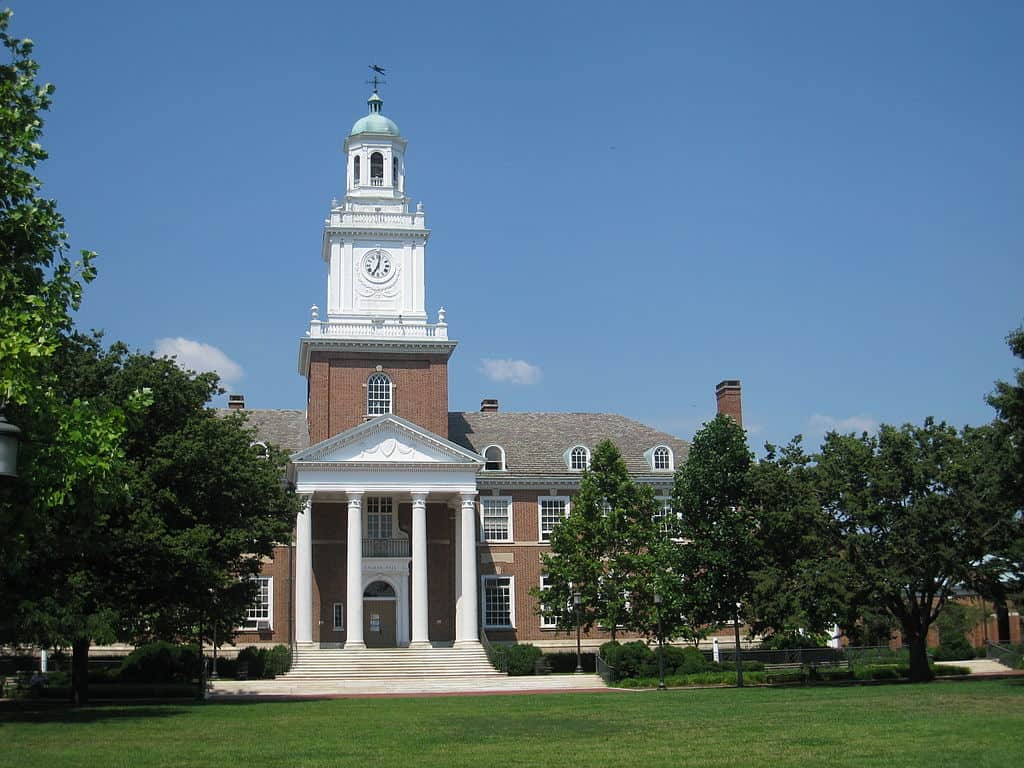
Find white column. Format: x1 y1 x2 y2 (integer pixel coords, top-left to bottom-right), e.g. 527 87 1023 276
410 491 431 648
453 505 463 636
345 491 365 649
455 492 479 646
295 496 313 645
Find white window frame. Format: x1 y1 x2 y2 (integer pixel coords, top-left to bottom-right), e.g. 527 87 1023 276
539 574 561 629
482 444 506 471
538 495 570 542
481 575 515 629
242 576 273 631
366 372 393 416
480 496 513 543
568 445 590 471
654 496 675 535
365 496 394 540
652 445 673 471
333 602 345 631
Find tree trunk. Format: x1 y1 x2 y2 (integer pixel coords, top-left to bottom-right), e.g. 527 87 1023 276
71 637 90 707
905 630 934 683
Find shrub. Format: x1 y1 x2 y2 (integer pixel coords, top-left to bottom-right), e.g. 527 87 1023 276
237 646 268 679
487 644 510 673
669 646 709 675
932 639 975 661
758 633 827 651
118 642 200 683
505 644 543 676
265 645 292 677
932 664 971 677
544 652 596 673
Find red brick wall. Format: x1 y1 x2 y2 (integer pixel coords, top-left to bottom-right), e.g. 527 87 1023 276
307 351 449 443
235 544 293 647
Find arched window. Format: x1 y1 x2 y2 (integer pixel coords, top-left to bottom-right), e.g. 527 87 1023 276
363 581 396 598
483 445 505 471
653 446 672 471
569 446 590 471
353 155 360 184
370 152 384 185
367 372 392 415
251 441 269 459
392 156 399 188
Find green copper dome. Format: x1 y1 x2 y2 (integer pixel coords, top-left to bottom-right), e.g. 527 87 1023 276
350 91 400 136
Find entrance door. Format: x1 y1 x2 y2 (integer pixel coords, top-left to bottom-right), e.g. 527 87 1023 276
363 581 398 648
364 600 397 647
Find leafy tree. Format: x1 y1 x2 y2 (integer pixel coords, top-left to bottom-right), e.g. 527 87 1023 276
984 326 1024 601
744 437 848 640
816 419 1013 682
672 413 753 683
0 12 137 705
536 440 663 639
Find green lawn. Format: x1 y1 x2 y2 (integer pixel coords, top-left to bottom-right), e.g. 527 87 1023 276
1 680 1022 768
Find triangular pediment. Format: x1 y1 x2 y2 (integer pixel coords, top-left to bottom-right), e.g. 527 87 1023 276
292 415 483 466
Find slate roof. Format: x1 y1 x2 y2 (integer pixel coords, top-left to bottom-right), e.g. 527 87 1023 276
216 409 310 453
448 412 689 479
217 408 689 479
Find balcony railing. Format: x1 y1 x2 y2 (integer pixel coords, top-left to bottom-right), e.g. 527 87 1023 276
362 538 410 558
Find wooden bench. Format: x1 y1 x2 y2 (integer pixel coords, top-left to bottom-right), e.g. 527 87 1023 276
764 659 849 683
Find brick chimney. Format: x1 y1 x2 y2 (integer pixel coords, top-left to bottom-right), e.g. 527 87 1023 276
715 380 742 426
480 398 499 413
227 394 245 410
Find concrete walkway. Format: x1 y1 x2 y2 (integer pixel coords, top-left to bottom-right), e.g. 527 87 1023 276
935 658 1023 676
209 673 607 699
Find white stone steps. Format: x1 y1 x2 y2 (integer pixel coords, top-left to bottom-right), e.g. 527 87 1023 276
282 645 501 681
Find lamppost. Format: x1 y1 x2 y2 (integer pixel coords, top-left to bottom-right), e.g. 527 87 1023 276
573 590 583 674
0 411 23 479
209 589 219 681
654 592 666 691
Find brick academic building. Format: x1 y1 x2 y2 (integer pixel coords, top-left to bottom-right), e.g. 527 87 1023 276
228 89 747 658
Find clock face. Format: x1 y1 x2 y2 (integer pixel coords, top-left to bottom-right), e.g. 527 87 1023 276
362 249 393 281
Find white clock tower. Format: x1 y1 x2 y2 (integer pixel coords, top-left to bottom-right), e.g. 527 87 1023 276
319 89 433 326
298 90 454 439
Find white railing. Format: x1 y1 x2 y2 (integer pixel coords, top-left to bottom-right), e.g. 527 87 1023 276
338 211 418 227
308 321 448 340
370 177 384 186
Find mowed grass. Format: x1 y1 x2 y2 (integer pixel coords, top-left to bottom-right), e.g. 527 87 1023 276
1 680 1023 768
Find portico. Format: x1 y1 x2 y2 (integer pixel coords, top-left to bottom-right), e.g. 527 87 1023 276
290 415 484 650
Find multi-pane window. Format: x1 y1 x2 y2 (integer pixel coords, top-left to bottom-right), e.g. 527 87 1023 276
539 497 569 542
653 446 671 470
333 602 345 631
540 575 562 629
366 497 394 539
392 156 399 187
244 576 272 630
353 155 361 184
370 151 384 184
484 445 505 471
570 446 589 471
481 497 512 542
367 373 392 415
654 497 674 535
482 576 513 628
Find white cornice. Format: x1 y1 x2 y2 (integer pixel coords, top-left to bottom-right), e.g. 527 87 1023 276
298 336 457 375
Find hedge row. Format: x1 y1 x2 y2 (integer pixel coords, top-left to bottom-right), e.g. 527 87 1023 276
601 641 763 680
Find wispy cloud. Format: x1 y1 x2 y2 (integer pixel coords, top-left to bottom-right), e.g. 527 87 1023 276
480 358 542 385
808 413 879 436
154 337 244 389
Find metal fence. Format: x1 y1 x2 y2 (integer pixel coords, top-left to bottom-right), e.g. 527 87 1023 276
595 652 619 684
986 641 1023 669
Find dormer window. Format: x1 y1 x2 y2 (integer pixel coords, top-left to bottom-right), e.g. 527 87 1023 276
367 372 392 415
483 445 506 471
653 446 672 471
370 152 384 186
569 446 590 471
353 155 360 184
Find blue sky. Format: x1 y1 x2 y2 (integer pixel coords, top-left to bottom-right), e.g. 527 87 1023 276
15 1 1024 451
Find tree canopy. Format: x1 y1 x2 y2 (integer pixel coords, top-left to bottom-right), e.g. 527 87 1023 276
817 418 1013 681
536 440 664 639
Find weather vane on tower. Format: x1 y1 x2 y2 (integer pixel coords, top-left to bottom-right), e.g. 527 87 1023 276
367 64 387 92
